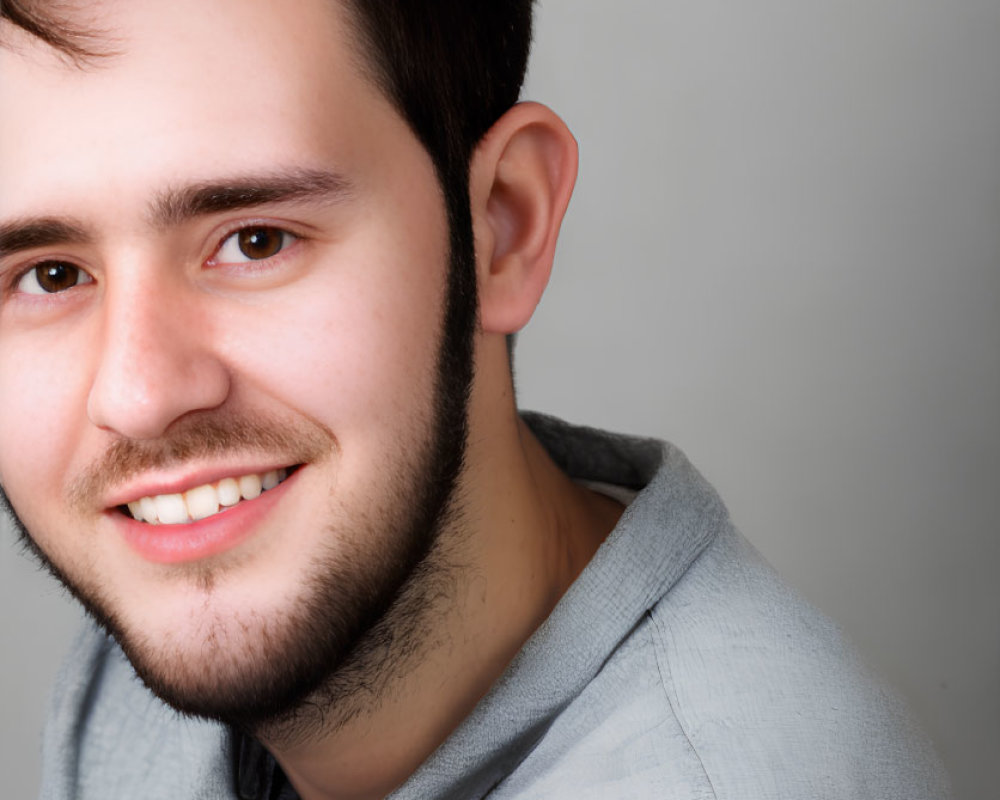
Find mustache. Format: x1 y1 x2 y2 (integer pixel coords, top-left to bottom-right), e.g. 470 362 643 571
68 412 335 509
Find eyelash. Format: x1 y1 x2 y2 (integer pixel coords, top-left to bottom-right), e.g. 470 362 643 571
3 222 303 298
208 224 301 269
6 259 94 301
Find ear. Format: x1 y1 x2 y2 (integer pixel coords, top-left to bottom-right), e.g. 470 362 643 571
469 102 578 334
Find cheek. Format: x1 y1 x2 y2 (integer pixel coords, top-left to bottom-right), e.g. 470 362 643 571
0 334 92 496
220 232 449 438
0 335 99 571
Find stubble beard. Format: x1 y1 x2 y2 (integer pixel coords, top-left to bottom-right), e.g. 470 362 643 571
0 214 478 745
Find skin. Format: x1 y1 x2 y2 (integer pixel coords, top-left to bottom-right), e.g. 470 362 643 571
0 1 622 798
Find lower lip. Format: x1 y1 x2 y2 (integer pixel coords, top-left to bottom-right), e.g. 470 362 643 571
114 471 298 564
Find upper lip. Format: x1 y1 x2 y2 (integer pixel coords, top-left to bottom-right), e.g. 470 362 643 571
102 460 299 509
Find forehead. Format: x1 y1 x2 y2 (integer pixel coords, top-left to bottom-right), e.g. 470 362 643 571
1 0 360 75
0 0 388 224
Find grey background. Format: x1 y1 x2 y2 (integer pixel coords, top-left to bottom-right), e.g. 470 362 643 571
2 1 997 798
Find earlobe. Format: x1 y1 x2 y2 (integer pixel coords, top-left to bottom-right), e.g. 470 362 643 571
470 102 578 335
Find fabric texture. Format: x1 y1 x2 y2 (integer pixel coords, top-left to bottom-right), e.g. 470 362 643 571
39 413 951 799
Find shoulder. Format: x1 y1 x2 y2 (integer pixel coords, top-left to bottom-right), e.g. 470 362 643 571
496 527 951 800
39 623 233 800
650 527 950 799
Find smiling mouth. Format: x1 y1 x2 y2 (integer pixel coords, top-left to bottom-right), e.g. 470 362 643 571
119 467 298 525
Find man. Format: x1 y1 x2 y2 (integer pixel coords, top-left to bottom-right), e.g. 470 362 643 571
0 1 950 798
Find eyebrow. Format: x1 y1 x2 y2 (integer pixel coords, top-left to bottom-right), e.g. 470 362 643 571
150 168 353 228
0 168 353 259
0 218 92 259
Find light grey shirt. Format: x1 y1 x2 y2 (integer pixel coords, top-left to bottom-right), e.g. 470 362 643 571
40 414 951 799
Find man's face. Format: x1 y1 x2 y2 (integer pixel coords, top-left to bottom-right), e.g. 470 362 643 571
0 0 469 726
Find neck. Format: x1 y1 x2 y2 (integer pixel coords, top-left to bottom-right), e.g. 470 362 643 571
265 410 622 800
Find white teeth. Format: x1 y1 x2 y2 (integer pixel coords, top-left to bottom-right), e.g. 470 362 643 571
184 484 219 521
125 469 290 525
139 496 158 524
217 477 241 507
238 473 262 501
154 493 188 525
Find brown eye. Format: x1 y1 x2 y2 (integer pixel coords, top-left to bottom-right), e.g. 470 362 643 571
210 225 298 266
213 226 295 265
237 227 285 260
17 261 93 295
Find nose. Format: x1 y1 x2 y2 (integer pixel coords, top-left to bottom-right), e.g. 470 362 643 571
86 277 231 440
